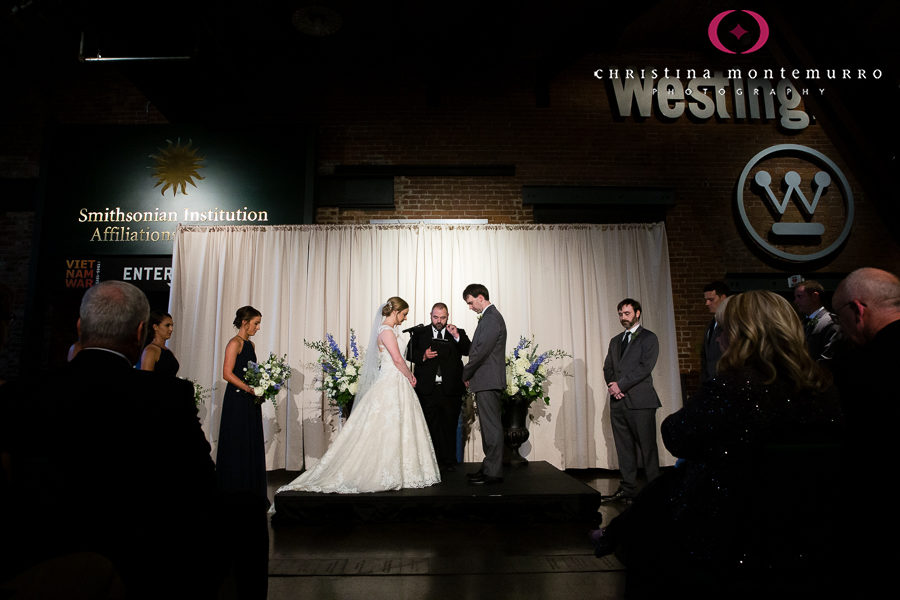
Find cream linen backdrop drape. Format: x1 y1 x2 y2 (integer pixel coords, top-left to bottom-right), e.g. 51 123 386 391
169 223 681 471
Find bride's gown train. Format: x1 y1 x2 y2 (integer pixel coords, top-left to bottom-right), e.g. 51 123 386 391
278 325 440 494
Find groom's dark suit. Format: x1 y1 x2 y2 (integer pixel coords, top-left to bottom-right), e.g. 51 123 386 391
406 326 471 466
0 349 219 597
603 325 661 497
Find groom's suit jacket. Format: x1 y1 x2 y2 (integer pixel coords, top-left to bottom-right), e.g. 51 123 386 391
462 304 507 392
406 326 471 396
603 325 661 409
0 349 217 595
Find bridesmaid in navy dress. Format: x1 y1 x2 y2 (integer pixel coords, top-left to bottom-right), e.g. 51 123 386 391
139 311 180 377
216 306 268 507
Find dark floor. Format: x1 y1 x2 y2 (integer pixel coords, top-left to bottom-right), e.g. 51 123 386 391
265 467 627 600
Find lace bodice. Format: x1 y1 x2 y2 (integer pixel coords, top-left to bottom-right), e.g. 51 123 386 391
376 325 407 368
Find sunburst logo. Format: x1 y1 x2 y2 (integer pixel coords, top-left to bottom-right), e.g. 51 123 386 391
150 138 205 196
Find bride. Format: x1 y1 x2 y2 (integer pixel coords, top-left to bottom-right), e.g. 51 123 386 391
279 297 441 493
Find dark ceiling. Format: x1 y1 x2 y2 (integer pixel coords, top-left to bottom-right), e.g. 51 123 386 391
2 0 897 204
3 1 667 119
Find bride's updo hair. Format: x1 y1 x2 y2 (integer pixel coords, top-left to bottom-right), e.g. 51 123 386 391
381 296 409 316
233 305 262 328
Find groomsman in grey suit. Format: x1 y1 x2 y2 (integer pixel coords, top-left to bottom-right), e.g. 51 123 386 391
793 279 840 362
461 283 507 485
700 281 730 384
603 298 661 502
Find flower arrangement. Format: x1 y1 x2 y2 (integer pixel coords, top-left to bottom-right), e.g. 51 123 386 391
182 377 211 407
243 352 292 408
503 336 571 406
303 330 361 415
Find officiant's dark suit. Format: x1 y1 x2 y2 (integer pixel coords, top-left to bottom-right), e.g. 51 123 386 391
603 299 661 500
0 281 222 598
406 304 471 468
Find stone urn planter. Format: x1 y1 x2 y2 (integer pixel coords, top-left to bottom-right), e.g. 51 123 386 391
501 395 531 466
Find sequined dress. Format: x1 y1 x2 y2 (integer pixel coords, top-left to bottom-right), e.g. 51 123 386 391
278 325 440 494
658 368 841 564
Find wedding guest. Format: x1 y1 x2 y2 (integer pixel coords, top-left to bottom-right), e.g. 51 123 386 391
593 290 842 598
0 281 218 598
831 267 900 598
139 311 180 376
66 339 82 361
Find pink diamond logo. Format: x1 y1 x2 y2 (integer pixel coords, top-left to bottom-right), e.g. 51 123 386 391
729 24 749 39
709 10 771 54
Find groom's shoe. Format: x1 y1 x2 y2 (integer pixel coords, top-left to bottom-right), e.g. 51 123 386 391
466 469 485 480
468 474 503 485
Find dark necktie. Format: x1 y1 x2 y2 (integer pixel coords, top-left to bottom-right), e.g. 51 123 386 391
620 331 630 357
434 330 443 379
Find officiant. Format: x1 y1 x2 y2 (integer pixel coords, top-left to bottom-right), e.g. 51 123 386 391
406 302 471 471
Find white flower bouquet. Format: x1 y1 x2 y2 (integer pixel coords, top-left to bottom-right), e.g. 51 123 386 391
304 330 361 415
243 352 291 408
182 377 211 407
503 336 571 406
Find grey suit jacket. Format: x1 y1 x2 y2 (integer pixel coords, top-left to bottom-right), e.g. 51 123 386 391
603 325 662 409
462 304 507 392
805 310 840 361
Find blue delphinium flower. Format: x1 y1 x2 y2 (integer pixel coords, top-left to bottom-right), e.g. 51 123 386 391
513 336 528 359
350 330 359 359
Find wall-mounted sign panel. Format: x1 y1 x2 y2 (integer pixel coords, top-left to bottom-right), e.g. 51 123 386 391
43 125 312 256
735 144 854 263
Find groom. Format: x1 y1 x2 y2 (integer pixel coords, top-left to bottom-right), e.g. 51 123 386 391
461 283 507 485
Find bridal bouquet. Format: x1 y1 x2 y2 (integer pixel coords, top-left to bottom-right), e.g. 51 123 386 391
304 330 361 415
243 352 292 408
503 336 571 406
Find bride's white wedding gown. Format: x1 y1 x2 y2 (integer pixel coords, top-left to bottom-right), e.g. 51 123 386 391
278 325 441 494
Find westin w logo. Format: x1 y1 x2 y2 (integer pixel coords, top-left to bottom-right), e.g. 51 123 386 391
708 10 770 54
736 145 855 263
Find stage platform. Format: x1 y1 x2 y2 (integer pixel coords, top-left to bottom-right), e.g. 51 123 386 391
271 461 603 527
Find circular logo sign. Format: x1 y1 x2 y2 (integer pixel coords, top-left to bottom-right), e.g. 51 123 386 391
735 144 854 262
708 10 770 54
